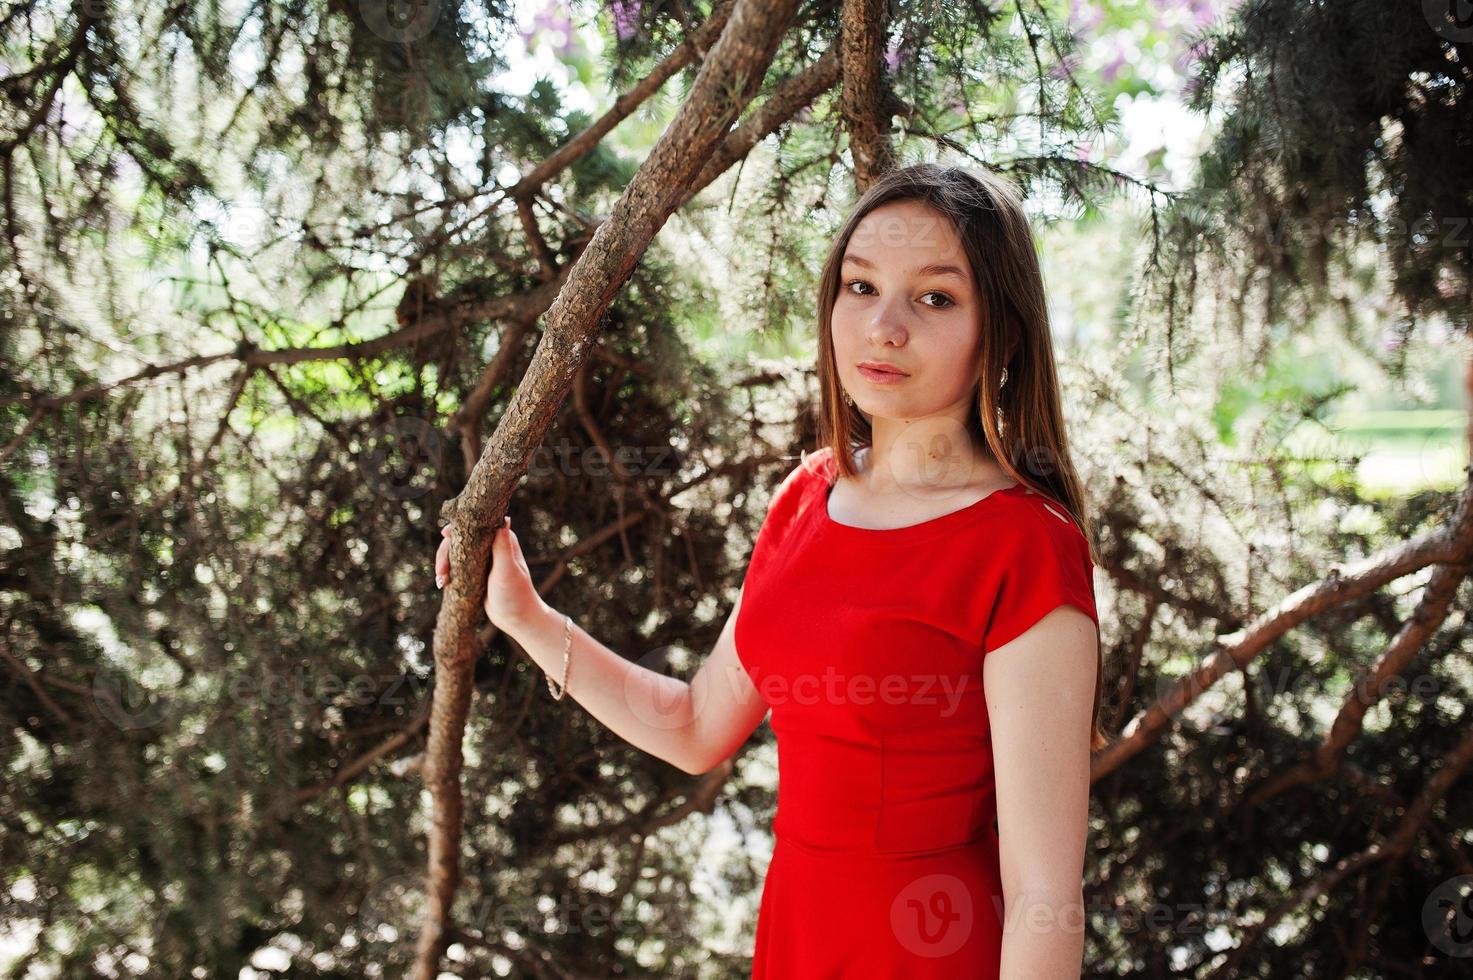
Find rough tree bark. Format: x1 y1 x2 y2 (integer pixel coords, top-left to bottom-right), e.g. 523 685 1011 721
411 1 804 976
840 0 896 191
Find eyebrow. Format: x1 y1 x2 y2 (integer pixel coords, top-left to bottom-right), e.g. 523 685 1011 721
842 253 969 281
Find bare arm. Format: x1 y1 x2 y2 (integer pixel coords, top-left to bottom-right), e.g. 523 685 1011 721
503 583 770 775
984 604 1098 980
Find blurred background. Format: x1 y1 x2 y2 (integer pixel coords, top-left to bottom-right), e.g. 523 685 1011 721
1 0 1470 977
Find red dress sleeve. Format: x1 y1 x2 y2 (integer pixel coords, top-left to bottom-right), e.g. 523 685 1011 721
981 495 1100 653
735 452 824 693
744 452 818 567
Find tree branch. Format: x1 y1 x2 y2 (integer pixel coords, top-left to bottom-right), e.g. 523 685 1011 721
1091 470 1473 781
840 0 897 190
411 0 803 974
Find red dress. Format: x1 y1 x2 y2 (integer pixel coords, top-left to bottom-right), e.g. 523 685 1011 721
734 445 1100 979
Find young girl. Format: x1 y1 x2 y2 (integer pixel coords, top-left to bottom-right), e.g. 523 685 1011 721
436 162 1104 978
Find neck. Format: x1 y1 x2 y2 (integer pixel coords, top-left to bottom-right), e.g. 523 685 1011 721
860 417 992 492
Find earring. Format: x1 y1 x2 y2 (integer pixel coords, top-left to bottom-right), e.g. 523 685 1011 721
999 367 1009 387
842 389 854 406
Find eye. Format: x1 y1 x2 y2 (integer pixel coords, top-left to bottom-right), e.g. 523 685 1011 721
842 279 956 309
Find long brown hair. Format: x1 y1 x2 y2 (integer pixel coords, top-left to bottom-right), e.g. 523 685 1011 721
813 162 1111 752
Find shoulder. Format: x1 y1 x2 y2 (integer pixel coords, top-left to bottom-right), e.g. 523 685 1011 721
751 447 822 524
745 448 831 571
752 446 836 543
981 487 1099 650
797 444 838 483
998 485 1092 562
768 445 833 504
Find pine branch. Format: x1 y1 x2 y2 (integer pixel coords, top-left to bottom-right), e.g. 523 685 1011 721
1092 464 1473 781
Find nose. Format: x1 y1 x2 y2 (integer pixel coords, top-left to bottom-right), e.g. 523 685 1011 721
867 294 910 347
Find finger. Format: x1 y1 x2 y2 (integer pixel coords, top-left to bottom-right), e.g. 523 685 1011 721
435 526 452 588
436 538 453 588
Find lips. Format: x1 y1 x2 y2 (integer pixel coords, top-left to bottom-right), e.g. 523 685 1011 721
856 363 910 385
857 362 909 377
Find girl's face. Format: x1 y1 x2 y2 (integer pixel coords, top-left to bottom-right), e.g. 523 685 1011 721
831 199 984 430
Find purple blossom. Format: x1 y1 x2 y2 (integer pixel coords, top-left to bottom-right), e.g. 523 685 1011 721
611 0 641 42
1048 51 1082 80
1154 0 1219 30
522 0 576 56
883 40 907 74
1069 0 1105 31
